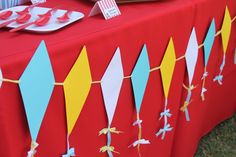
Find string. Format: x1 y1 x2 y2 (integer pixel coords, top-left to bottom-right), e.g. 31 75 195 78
232 16 236 23
124 75 132 79
215 30 222 37
27 141 39 157
201 67 207 101
150 66 160 72
213 53 226 85
107 124 113 157
164 99 168 126
62 134 75 157
198 43 204 49
91 80 102 84
1 78 20 84
99 125 121 156
1 14 236 88
181 84 197 121
137 112 142 157
176 55 185 61
182 84 189 90
54 82 64 86
67 134 70 153
156 98 173 139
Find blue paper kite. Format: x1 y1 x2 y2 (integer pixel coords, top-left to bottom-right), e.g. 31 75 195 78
19 41 55 157
130 44 150 155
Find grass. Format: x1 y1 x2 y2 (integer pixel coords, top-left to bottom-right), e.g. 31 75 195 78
195 114 236 157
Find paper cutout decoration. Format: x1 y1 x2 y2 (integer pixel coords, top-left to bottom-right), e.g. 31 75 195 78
181 28 198 121
214 6 232 85
201 19 216 100
221 6 232 54
203 19 216 67
63 46 92 156
157 38 176 139
130 44 150 156
100 48 124 157
160 38 176 99
0 68 2 88
19 41 55 156
101 48 124 125
64 46 92 135
131 45 150 114
89 0 121 20
185 28 199 85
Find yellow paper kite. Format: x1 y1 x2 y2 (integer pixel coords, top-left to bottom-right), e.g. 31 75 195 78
160 38 176 99
221 6 232 54
213 6 232 85
64 46 92 134
156 38 176 140
63 46 92 156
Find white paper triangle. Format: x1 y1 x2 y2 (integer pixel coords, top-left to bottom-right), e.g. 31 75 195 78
185 28 198 85
101 48 124 125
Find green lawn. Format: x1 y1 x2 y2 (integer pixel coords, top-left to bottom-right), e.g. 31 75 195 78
195 114 236 157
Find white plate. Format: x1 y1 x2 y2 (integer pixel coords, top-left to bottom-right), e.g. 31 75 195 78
0 6 84 32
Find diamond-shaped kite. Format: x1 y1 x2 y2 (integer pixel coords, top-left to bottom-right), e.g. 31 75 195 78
131 44 150 114
63 46 92 157
182 28 198 121
156 38 176 140
203 19 216 67
201 19 216 100
130 44 150 154
100 47 124 156
185 28 199 85
213 6 232 85
101 47 124 125
160 37 176 99
64 46 92 135
221 6 232 54
19 41 55 155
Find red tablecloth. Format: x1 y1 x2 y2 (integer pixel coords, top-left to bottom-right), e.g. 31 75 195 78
0 0 235 157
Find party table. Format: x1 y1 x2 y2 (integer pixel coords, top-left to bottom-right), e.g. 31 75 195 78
0 0 235 157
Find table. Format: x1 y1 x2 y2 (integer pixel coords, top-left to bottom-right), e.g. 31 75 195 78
0 0 235 156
